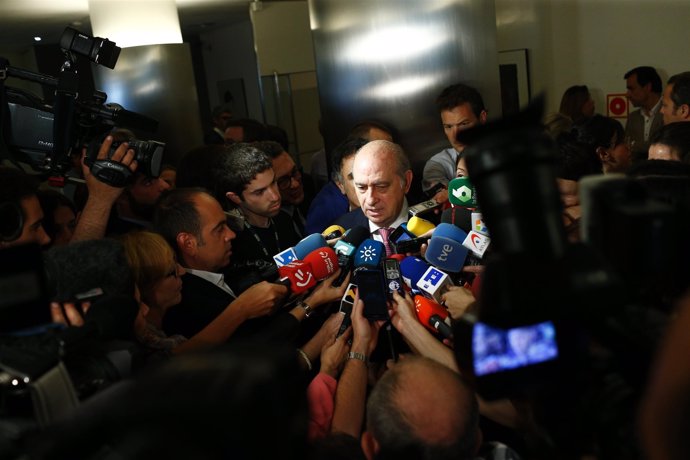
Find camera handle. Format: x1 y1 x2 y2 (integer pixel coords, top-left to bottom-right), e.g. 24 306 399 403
49 58 80 176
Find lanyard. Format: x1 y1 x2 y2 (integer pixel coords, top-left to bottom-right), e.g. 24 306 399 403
243 218 281 258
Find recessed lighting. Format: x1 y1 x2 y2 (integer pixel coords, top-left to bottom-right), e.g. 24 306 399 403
33 36 41 42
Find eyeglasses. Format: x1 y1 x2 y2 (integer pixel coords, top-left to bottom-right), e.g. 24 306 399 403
276 167 302 190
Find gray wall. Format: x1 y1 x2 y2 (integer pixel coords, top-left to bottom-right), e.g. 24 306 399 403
93 44 203 166
308 0 501 174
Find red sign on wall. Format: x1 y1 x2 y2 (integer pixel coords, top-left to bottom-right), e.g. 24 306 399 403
607 94 629 119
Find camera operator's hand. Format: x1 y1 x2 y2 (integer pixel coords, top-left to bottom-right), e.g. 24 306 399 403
234 281 288 319
441 286 476 320
71 136 139 242
50 301 91 327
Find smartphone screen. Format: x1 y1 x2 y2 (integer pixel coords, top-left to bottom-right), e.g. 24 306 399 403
354 269 389 320
472 321 558 376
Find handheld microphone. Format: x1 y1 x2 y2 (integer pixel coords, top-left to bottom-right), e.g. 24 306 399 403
462 231 491 258
440 206 473 233
354 239 385 269
323 225 345 240
278 261 316 294
333 226 369 287
416 265 454 304
272 233 326 268
303 247 338 280
407 216 436 236
413 295 453 340
448 176 478 208
471 212 489 236
425 223 469 272
399 256 429 292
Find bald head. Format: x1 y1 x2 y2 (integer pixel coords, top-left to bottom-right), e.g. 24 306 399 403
364 357 480 459
352 140 412 228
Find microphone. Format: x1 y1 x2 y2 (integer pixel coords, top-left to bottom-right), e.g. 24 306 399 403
440 206 473 233
413 295 454 340
333 226 370 287
277 261 316 294
323 225 345 240
448 176 478 208
471 212 489 236
462 231 491 258
399 256 429 292
273 233 327 268
354 239 385 269
425 223 469 272
303 247 339 280
416 265 454 304
407 216 436 236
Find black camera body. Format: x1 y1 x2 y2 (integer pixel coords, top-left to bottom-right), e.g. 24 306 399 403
0 27 163 185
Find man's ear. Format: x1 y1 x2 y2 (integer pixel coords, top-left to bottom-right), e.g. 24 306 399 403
680 104 690 119
226 191 242 206
335 180 346 195
176 232 196 256
403 169 413 194
479 109 488 124
361 431 379 460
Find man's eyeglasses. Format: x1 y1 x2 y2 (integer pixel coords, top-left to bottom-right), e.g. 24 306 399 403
276 167 302 190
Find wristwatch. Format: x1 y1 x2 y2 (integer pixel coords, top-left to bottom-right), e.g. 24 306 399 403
347 351 369 366
299 301 313 318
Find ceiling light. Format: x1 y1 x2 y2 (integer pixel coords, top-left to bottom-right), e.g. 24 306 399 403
33 36 41 42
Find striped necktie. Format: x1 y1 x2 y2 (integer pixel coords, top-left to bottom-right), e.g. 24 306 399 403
378 227 394 257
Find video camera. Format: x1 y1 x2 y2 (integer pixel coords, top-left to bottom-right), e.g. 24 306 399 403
0 27 164 186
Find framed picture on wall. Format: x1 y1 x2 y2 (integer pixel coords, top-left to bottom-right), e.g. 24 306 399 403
498 49 531 116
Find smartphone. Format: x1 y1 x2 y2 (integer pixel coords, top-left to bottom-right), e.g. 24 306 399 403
425 182 446 199
354 268 389 320
389 225 414 245
336 283 357 338
394 236 430 254
383 258 404 298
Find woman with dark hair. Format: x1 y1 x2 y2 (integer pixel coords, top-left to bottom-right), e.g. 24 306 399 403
559 85 595 124
36 189 78 247
573 114 631 174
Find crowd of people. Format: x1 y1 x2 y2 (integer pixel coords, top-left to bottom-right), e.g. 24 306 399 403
2 63 690 460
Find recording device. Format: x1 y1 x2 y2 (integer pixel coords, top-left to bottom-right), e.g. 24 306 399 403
462 231 491 258
336 283 357 338
273 233 327 268
84 137 165 185
425 223 469 272
408 199 442 218
0 27 163 184
354 269 388 320
303 247 338 280
424 182 446 199
278 261 316 294
413 295 453 340
416 265 454 303
383 258 404 297
406 216 436 236
322 225 345 240
448 177 478 208
333 226 369 287
399 256 428 293
354 239 385 269
394 235 429 255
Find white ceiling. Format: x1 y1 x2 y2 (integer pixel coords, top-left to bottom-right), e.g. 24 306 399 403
0 0 254 50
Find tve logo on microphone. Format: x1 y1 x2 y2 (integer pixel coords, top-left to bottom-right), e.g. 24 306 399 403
462 231 490 258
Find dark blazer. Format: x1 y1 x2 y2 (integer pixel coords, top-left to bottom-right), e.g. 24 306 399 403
334 208 370 230
163 273 301 344
625 107 663 159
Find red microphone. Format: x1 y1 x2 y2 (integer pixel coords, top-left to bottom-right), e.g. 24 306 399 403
303 247 338 280
278 261 317 294
413 295 453 340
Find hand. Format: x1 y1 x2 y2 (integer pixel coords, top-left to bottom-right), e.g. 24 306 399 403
320 326 352 378
81 136 138 203
236 281 288 319
388 291 418 335
350 291 383 355
432 188 449 205
305 269 350 308
50 301 91 327
441 286 476 320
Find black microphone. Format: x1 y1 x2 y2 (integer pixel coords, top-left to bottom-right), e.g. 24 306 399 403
333 226 369 287
429 314 454 341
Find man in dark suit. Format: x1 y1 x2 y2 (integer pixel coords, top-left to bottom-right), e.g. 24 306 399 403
624 66 663 161
335 140 413 250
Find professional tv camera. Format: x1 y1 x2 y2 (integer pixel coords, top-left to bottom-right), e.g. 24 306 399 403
0 27 164 187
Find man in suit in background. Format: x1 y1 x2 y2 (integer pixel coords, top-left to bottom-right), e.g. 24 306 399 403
624 66 663 161
335 140 412 248
661 71 690 125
